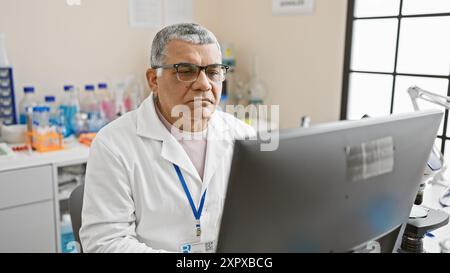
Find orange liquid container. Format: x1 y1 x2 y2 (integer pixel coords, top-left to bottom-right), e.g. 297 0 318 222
26 130 63 152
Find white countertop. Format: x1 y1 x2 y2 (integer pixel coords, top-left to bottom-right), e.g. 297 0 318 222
0 137 90 172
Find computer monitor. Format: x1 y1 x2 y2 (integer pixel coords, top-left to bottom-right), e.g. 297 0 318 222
216 110 443 253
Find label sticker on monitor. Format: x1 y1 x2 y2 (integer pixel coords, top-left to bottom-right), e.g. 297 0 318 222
345 136 394 182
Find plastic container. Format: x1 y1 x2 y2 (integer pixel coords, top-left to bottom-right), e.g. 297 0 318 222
44 95 60 129
122 75 144 113
26 106 62 152
32 106 49 134
72 112 89 136
80 85 106 133
59 85 79 138
60 214 77 253
97 83 116 122
80 85 99 116
18 87 37 125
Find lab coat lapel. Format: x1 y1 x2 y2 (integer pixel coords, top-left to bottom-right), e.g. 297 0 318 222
202 113 233 190
136 94 202 183
160 136 202 182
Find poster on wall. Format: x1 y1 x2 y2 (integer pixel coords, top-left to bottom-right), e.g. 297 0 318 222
129 0 193 29
165 0 193 26
129 0 163 28
272 0 315 15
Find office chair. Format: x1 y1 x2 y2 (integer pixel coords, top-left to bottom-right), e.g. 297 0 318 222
69 184 84 253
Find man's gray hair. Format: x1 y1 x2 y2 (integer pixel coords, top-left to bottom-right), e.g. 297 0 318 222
150 23 220 67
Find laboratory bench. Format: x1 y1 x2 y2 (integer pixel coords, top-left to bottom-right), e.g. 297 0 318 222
0 137 89 253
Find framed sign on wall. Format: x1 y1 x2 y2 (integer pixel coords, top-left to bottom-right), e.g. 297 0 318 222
272 0 315 15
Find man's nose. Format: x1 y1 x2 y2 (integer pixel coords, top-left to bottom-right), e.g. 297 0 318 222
192 69 212 92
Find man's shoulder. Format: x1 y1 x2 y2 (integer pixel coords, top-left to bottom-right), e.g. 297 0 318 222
95 110 138 144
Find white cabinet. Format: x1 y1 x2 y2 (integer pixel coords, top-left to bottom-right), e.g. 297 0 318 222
0 165 53 209
0 165 56 253
0 142 89 252
0 201 56 252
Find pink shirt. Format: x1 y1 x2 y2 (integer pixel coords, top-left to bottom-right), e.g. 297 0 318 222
155 104 208 180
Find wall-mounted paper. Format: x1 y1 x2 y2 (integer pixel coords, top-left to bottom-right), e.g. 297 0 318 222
272 0 315 15
129 0 163 28
164 0 193 26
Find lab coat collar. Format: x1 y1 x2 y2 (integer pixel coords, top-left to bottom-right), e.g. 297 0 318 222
136 93 233 188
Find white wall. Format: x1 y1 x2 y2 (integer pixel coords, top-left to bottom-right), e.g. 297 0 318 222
201 0 348 128
0 0 162 104
0 0 348 128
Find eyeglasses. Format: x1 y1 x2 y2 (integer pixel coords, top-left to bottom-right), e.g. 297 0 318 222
152 63 230 83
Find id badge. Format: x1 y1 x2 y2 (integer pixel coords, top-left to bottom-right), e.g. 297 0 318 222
180 241 215 253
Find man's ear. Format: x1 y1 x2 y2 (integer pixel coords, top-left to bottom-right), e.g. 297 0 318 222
146 68 159 95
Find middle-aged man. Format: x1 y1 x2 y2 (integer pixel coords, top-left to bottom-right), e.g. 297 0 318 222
80 23 256 253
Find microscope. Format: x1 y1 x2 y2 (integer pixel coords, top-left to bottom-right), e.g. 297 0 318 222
399 146 450 253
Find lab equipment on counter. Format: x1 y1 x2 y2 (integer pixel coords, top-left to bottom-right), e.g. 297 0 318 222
28 106 63 152
80 85 100 116
220 43 236 108
78 132 96 147
123 75 145 113
247 56 267 105
440 238 450 253
114 82 127 117
0 142 15 159
44 95 60 129
59 85 80 138
72 112 89 137
408 86 450 208
221 43 236 67
300 116 311 128
234 78 249 106
97 83 116 122
400 205 449 253
0 33 17 125
18 87 37 125
79 85 106 133
72 112 104 136
0 124 26 144
114 75 144 117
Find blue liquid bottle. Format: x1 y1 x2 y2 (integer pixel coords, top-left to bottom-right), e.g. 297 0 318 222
18 87 37 125
59 85 79 137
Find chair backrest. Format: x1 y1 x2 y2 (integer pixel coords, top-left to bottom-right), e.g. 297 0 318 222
69 184 84 253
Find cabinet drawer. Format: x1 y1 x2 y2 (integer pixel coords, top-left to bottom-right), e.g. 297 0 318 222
0 165 54 210
0 200 56 253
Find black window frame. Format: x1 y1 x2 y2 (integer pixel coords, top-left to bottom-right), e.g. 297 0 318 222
341 0 450 153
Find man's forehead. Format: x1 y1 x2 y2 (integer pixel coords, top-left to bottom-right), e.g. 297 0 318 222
165 40 221 60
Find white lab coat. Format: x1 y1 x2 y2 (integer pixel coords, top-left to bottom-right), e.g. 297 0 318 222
79 94 255 253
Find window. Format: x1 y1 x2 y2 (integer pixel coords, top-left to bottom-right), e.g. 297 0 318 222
341 0 450 159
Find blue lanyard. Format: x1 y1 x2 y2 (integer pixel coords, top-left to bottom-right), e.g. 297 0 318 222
173 164 207 236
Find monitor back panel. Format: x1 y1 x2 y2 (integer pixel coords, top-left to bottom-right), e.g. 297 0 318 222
217 111 442 253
